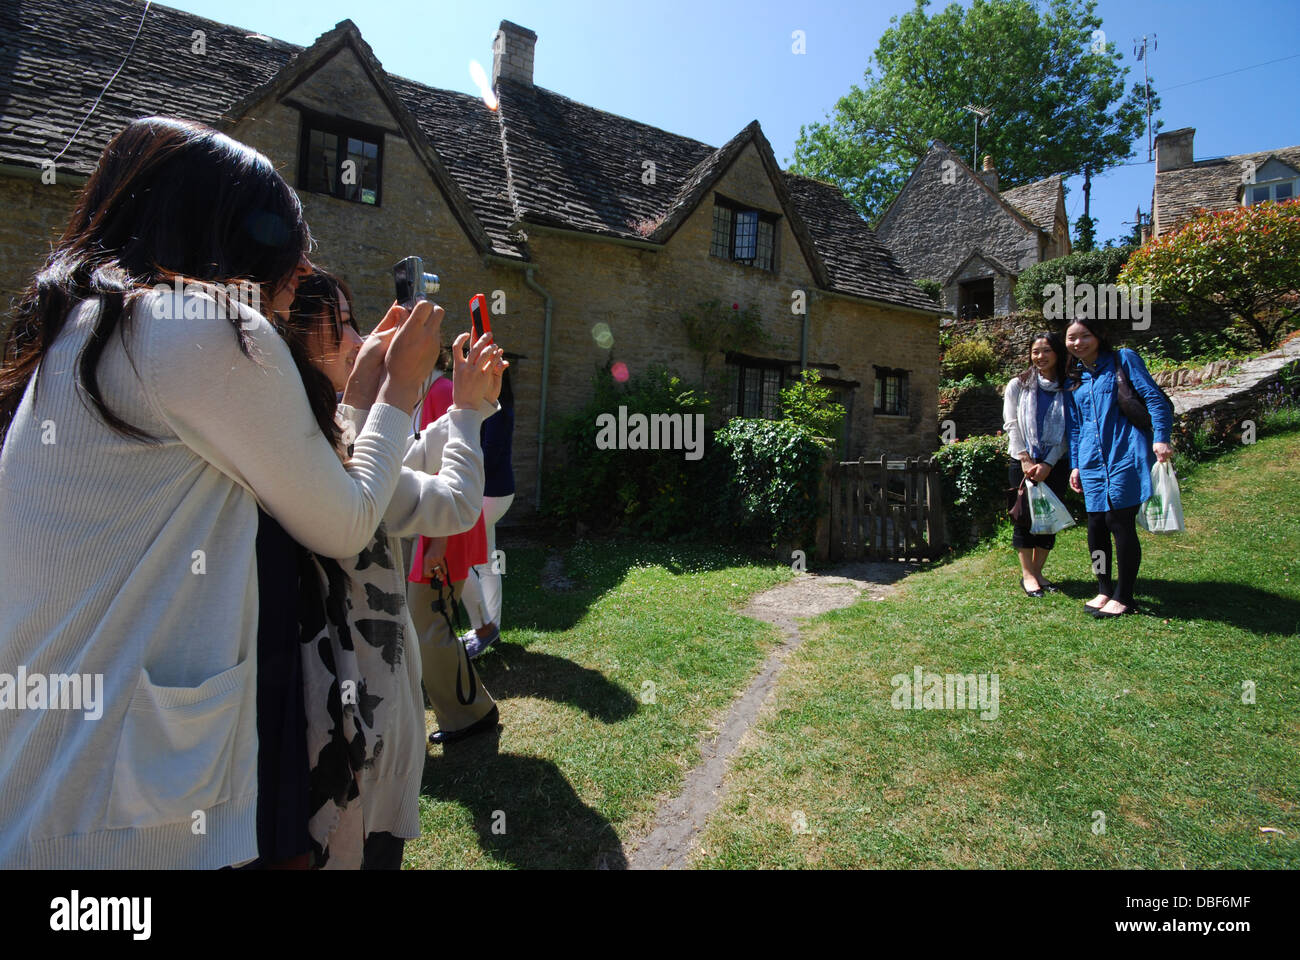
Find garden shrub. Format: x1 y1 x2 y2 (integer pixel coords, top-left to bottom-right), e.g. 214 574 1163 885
1119 200 1300 350
713 417 828 551
933 432 1008 549
779 367 846 442
545 364 725 538
941 338 999 383
1014 246 1135 311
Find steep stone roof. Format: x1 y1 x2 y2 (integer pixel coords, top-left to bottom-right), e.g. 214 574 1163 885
1000 175 1062 234
0 0 938 312
1155 144 1300 234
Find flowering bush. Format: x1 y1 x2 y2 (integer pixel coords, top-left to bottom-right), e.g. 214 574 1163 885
1119 200 1300 350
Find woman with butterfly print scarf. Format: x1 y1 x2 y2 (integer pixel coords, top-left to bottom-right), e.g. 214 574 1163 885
273 269 505 868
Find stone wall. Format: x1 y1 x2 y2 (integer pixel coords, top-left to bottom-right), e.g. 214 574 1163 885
0 175 80 327
947 303 1237 376
938 383 1004 441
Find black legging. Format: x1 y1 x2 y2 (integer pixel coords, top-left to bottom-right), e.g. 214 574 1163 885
1086 504 1141 606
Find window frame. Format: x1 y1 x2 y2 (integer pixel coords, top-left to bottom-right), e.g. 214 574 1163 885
873 366 909 417
297 111 386 207
710 194 779 271
727 355 786 419
1244 178 1297 206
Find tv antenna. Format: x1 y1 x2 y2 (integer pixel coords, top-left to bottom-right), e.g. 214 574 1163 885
1134 34 1157 161
961 105 992 169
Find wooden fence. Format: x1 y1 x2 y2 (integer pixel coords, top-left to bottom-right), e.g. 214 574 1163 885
824 456 945 562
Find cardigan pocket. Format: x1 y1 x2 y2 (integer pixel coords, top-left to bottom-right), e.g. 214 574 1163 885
104 657 252 831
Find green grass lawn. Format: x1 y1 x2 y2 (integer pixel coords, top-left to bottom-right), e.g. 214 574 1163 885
406 540 792 868
691 428 1300 868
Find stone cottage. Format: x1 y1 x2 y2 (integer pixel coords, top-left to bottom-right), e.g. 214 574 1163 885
1 0 942 516
875 141 1070 319
1150 126 1300 237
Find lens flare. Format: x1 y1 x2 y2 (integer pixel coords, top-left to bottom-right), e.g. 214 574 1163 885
469 61 499 111
611 361 630 383
591 322 614 349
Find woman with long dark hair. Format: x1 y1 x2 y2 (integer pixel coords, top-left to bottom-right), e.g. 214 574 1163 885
1003 332 1070 597
1063 318 1173 618
0 117 440 869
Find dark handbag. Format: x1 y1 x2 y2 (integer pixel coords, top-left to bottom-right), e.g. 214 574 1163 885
1007 475 1029 525
1112 349 1172 435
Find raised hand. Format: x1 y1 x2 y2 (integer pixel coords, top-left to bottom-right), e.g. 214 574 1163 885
379 299 444 413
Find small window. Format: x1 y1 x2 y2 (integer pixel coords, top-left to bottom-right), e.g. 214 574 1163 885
710 195 778 270
874 367 908 416
730 359 784 418
1245 179 1297 206
299 114 383 205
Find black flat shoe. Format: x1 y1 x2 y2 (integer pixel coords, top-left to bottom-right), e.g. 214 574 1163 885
1020 576 1044 598
1040 579 1061 593
429 705 500 746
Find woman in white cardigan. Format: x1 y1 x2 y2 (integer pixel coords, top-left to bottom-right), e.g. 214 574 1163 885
1002 332 1071 598
0 118 442 869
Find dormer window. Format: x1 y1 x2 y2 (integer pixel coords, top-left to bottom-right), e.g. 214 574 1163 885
1243 159 1298 207
298 112 384 206
710 195 777 271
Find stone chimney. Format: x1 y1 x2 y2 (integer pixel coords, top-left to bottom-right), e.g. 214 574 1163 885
980 154 999 192
1155 127 1195 172
492 20 537 89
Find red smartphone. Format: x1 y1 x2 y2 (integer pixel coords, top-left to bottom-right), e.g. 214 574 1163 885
469 293 491 342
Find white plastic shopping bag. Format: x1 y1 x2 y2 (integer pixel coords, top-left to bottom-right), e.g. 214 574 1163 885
1138 461 1185 533
1025 479 1076 535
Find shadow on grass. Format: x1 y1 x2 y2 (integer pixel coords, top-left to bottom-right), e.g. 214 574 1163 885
475 645 638 722
1049 576 1300 636
421 731 627 870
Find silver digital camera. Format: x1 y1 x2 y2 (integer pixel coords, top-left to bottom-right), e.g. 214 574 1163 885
392 256 440 310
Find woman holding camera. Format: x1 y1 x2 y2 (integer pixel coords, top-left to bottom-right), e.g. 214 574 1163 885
274 268 504 867
1063 318 1173 618
1003 332 1071 597
0 117 439 869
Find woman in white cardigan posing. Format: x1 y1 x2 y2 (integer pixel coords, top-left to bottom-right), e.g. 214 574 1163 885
0 118 443 869
1002 332 1071 598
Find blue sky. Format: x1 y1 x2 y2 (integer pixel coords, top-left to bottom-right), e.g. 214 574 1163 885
164 0 1298 245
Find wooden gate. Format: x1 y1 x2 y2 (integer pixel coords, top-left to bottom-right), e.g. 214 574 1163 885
827 456 944 562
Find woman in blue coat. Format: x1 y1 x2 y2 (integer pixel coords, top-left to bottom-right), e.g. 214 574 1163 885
1063 318 1173 618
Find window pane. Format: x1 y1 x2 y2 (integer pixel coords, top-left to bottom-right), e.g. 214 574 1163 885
711 205 733 258
742 366 761 416
1250 185 1270 204
1275 181 1293 200
760 368 781 419
320 132 338 195
734 210 758 260
757 219 774 271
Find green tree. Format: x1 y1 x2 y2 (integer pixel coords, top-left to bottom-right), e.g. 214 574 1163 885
1073 213 1097 252
1118 200 1300 350
790 0 1155 223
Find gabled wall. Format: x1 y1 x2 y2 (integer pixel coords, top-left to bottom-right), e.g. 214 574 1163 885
877 146 1041 314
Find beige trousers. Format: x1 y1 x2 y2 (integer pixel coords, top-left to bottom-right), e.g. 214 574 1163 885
407 576 496 733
